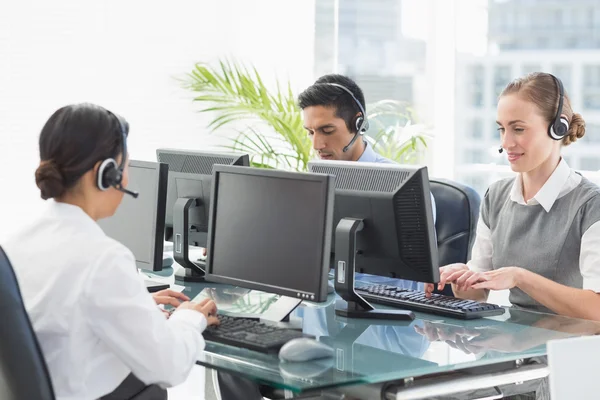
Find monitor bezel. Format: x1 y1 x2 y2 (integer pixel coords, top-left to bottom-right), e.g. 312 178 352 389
204 165 335 303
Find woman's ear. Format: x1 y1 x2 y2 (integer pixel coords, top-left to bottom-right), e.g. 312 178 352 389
89 160 103 191
93 160 102 175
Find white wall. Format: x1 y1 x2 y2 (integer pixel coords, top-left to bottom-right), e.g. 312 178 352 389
0 0 315 241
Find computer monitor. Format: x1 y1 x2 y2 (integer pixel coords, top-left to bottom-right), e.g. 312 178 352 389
205 165 335 319
156 149 249 281
308 160 439 320
98 160 168 272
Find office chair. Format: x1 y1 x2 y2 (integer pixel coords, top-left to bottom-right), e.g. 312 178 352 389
0 246 55 400
430 179 481 297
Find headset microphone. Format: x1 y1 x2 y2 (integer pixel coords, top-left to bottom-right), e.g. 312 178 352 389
117 186 139 198
343 132 361 153
498 147 503 154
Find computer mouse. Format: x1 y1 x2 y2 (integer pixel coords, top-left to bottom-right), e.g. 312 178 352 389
327 281 334 294
279 357 334 380
278 338 334 362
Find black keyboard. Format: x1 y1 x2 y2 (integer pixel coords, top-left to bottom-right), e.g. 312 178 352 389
355 285 505 320
203 315 312 354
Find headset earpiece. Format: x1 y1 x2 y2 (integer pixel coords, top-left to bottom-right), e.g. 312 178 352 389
548 74 569 141
355 116 364 133
97 158 119 191
355 115 369 133
549 116 569 141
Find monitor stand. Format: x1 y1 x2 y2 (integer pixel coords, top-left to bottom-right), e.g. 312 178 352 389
173 198 205 282
259 296 302 324
175 265 205 282
334 218 414 321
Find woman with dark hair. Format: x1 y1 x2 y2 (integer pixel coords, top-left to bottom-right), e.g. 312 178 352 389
3 103 219 400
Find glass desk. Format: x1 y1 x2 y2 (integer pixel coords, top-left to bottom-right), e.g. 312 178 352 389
175 281 600 399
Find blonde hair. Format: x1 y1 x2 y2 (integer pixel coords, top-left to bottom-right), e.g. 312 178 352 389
500 72 585 146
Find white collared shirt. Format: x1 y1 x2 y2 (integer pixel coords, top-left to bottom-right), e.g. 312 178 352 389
3 201 207 400
468 158 600 292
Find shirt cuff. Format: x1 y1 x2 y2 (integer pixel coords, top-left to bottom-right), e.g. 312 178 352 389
583 278 600 293
169 309 208 333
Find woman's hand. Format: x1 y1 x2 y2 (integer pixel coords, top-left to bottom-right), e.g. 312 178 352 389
177 299 220 326
425 263 471 297
152 289 190 307
471 267 523 291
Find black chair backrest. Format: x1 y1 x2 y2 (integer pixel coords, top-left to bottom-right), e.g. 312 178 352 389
0 246 55 400
430 179 481 295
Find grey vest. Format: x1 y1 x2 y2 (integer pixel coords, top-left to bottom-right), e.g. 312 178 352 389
481 176 600 313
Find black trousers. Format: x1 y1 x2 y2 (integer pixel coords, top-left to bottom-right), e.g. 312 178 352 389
99 373 168 400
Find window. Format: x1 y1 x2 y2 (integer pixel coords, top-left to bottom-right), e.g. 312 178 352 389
582 124 600 143
583 66 600 87
552 65 572 93
553 9 563 26
491 121 500 141
586 7 595 28
462 175 488 196
521 64 541 75
493 66 512 105
583 66 600 110
469 118 483 139
467 65 485 107
583 93 600 110
463 149 485 164
574 8 589 28
535 37 549 49
516 12 529 28
579 157 600 172
323 0 600 202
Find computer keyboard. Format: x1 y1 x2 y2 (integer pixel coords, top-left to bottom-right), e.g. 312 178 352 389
203 315 313 354
355 285 505 320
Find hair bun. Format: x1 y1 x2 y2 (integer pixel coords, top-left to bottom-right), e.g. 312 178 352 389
563 113 586 146
35 160 66 200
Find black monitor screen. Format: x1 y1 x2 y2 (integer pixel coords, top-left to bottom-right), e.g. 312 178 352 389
206 166 334 302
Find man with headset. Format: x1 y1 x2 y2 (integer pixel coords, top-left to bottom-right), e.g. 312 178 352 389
297 73 437 291
217 75 437 400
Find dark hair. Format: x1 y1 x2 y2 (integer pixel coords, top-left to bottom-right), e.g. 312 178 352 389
500 72 585 146
297 74 366 133
35 103 128 200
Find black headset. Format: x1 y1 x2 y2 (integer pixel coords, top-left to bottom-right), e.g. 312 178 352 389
320 82 370 152
499 73 569 153
548 74 569 141
96 112 139 198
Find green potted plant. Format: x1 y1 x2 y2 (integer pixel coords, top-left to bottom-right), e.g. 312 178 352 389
182 60 430 171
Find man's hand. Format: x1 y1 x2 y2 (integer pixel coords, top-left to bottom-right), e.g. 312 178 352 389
177 299 220 326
